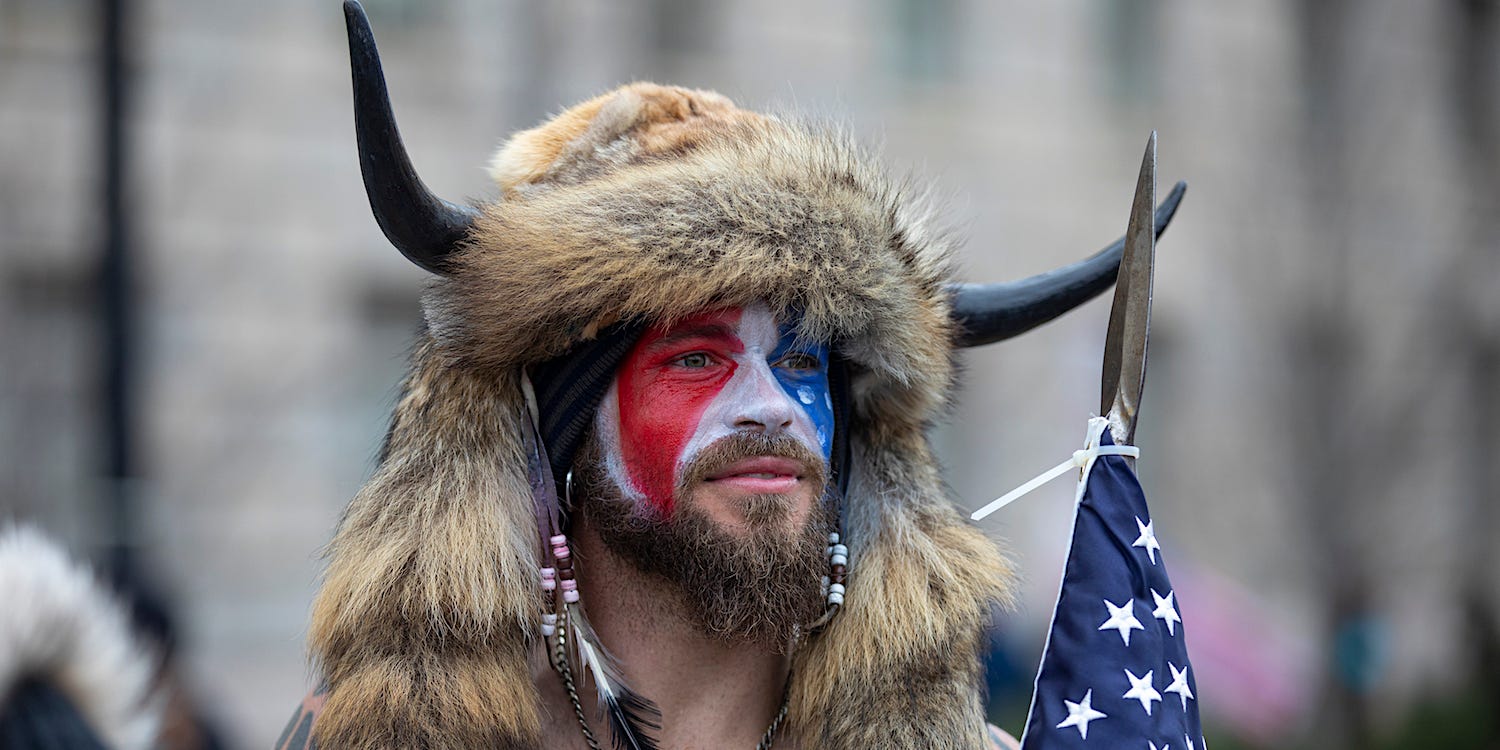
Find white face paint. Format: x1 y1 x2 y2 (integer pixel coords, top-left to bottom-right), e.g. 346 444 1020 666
594 303 833 517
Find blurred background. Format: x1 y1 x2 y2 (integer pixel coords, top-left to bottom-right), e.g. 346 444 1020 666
2 0 1498 747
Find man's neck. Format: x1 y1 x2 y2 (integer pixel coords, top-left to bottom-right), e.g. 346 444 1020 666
535 521 793 749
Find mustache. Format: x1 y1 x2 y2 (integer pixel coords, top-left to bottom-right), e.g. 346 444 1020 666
676 432 829 493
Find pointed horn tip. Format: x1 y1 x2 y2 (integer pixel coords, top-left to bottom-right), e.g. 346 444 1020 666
343 0 374 41
950 180 1188 348
1153 180 1186 220
343 0 372 44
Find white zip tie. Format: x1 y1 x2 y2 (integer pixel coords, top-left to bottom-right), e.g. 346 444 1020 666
970 417 1140 521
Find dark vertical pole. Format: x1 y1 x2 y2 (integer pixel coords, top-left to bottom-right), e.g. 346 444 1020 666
1450 0 1500 732
99 0 136 583
1293 1 1374 747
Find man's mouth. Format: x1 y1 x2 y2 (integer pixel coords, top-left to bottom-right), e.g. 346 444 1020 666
704 456 806 493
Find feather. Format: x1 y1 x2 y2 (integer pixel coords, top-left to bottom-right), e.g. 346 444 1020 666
519 373 563 554
568 604 661 750
523 370 658 748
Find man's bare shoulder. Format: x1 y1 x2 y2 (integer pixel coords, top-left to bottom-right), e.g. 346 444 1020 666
274 684 328 750
988 723 1021 750
270 684 1014 750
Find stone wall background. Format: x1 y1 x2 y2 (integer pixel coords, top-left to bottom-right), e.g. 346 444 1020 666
3 1 1496 747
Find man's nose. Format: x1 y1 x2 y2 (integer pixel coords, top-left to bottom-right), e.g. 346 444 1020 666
730 364 796 434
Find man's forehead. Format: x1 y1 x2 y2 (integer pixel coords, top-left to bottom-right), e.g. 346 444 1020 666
645 304 810 348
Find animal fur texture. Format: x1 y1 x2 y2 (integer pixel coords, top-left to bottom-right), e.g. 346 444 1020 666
310 82 1014 749
0 525 162 749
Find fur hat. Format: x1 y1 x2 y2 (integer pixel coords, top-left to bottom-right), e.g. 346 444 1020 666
311 4 1183 747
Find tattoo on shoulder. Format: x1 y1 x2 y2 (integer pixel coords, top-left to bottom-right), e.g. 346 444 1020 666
274 684 328 750
987 723 1021 750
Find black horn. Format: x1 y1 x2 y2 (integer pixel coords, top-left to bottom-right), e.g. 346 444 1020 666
344 0 479 274
949 181 1186 347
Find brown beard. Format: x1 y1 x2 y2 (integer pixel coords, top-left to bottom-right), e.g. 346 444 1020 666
575 432 832 646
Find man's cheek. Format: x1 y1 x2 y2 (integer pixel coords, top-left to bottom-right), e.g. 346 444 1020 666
777 377 835 460
616 377 719 515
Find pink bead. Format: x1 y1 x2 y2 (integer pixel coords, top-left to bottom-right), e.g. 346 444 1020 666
563 589 580 604
541 579 557 591
554 545 571 560
550 534 568 547
560 579 577 592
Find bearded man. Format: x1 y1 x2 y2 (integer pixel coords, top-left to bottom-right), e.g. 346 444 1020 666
277 4 1181 749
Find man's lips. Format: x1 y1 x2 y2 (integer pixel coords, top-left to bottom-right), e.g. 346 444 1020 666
705 456 806 493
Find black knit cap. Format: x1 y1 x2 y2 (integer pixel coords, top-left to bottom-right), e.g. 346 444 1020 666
528 320 648 495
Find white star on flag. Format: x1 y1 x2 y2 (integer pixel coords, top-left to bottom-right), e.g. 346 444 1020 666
1056 688 1108 739
1152 588 1182 636
1132 516 1161 564
1099 598 1146 646
1165 662 1194 710
1123 668 1162 715
1014 417 1205 745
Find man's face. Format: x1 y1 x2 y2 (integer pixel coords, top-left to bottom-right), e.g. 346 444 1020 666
580 304 835 640
594 303 834 528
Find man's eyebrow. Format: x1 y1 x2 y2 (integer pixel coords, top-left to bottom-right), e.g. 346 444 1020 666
646 323 739 349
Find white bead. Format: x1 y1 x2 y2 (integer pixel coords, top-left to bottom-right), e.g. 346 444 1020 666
829 583 845 595
828 532 840 544
830 553 847 566
543 613 557 625
832 544 848 557
828 592 844 605
541 623 556 637
563 589 580 604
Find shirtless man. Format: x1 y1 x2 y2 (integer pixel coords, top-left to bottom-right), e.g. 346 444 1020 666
278 5 1155 746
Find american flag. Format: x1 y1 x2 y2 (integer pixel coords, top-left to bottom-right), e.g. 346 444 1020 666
1019 417 1204 749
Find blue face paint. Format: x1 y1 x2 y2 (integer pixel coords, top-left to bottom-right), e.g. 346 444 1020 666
771 322 835 461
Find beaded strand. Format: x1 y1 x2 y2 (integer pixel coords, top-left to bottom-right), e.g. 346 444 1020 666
826 532 848 607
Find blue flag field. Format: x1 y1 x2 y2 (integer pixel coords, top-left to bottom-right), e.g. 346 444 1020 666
1018 417 1204 749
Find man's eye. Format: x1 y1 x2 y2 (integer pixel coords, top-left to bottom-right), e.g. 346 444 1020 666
775 352 822 371
673 352 713 368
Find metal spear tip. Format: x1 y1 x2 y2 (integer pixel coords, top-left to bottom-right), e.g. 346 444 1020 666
946 178 1186 349
1099 131 1159 446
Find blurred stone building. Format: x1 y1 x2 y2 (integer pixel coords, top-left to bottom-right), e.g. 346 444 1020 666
2 1 1496 747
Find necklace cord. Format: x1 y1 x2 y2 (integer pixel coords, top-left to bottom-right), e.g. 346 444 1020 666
550 611 790 749
552 610 603 750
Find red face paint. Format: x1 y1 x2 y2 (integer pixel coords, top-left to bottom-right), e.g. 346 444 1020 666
614 309 745 514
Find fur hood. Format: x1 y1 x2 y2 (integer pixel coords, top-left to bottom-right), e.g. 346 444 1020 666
0 526 162 749
310 83 1013 749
